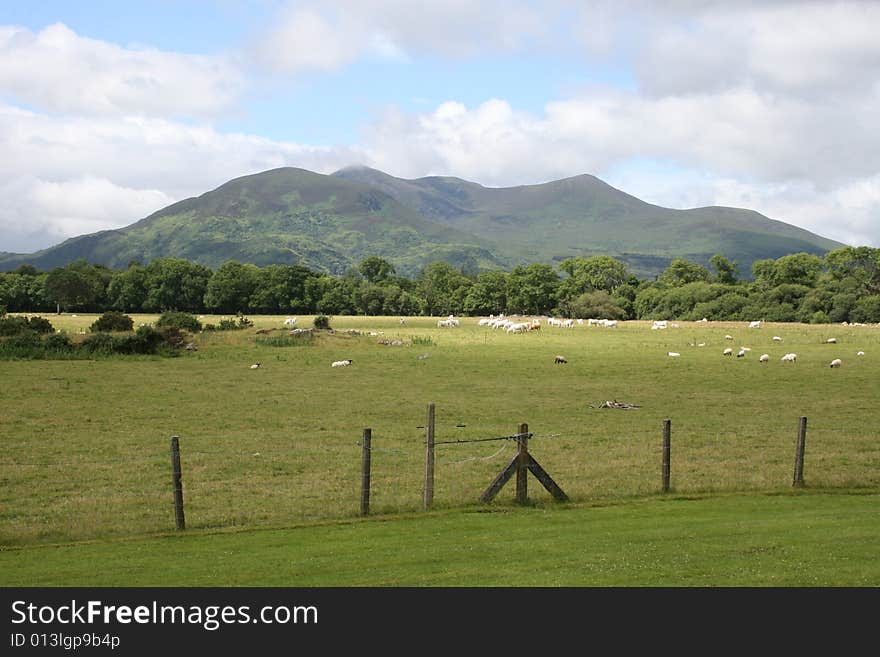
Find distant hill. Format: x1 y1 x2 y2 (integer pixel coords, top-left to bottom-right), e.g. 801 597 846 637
0 166 845 277
333 166 845 277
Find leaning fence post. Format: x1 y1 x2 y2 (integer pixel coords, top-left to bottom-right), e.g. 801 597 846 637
662 419 671 493
793 416 807 487
516 423 529 505
170 435 185 530
423 403 435 511
360 428 372 516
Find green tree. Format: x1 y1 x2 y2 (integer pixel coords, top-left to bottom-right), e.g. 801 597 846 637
463 270 508 315
506 263 559 315
566 290 626 320
204 261 260 314
558 256 632 296
143 257 212 312
415 262 472 316
709 254 739 285
107 264 148 312
358 257 396 284
656 258 710 288
247 265 319 314
825 246 880 296
43 266 95 313
850 295 880 323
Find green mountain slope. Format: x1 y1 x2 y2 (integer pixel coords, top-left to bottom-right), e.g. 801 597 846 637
0 168 504 276
0 166 845 277
332 166 844 277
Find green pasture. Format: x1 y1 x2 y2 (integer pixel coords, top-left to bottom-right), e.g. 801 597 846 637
2 491 878 586
1 314 879 557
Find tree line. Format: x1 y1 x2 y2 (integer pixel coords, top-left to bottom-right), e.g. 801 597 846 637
1 247 879 324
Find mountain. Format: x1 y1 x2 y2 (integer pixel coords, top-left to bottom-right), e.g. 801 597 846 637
0 166 845 278
333 166 845 277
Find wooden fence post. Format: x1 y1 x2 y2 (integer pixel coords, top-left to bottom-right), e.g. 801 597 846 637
423 403 435 511
662 419 671 493
360 428 372 516
793 416 807 487
170 435 185 530
516 423 529 505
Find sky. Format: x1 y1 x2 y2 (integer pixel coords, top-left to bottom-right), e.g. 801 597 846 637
1 0 879 254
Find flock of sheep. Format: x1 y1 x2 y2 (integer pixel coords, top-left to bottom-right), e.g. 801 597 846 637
256 315 871 371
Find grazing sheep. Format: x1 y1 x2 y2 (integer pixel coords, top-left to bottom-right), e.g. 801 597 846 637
723 347 733 356
826 337 837 343
736 349 746 358
772 336 783 342
749 320 762 328
781 353 798 363
724 335 734 340
857 351 865 356
250 363 261 369
830 358 842 368
554 355 567 364
283 317 298 326
759 354 769 363
667 352 681 357
331 359 353 367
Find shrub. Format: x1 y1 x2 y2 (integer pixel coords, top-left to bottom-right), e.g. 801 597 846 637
90 311 134 333
114 325 166 354
313 314 331 330
0 317 29 336
0 316 54 336
81 332 117 354
210 314 254 331
27 316 55 334
157 326 188 350
156 311 202 333
42 332 73 352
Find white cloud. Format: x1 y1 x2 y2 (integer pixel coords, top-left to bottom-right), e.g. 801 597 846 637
0 103 365 252
359 94 878 246
0 176 174 253
253 0 547 74
0 23 244 117
1 2 878 254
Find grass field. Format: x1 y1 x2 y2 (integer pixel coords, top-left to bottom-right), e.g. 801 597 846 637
1 313 878 585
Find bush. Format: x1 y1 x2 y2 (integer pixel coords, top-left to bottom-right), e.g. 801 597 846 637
42 332 73 352
90 311 134 333
156 311 202 333
114 325 166 354
0 316 54 336
313 314 331 330
81 332 117 354
208 314 254 331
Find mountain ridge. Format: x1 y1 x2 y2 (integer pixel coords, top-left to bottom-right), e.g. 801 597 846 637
0 166 845 277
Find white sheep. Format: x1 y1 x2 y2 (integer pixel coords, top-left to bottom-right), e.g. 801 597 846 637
830 358 842 368
250 363 261 369
772 336 783 342
748 320 762 328
736 349 746 358
667 352 681 357
826 337 837 343
857 351 865 356
331 359 353 367
781 353 798 363
723 347 733 356
724 335 734 340
759 354 769 363
554 355 567 364
283 317 298 326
